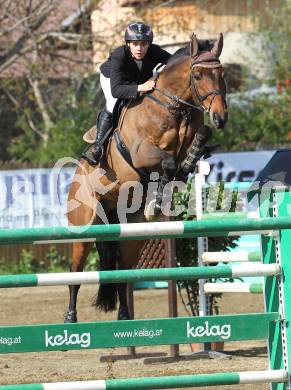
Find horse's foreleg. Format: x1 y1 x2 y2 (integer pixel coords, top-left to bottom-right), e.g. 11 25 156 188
66 166 100 323
117 283 130 320
117 234 146 321
154 155 177 216
179 125 212 178
64 241 94 323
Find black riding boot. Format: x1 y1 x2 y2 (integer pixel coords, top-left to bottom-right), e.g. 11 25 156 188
82 108 112 166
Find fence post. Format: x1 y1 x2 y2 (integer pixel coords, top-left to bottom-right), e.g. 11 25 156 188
261 188 291 390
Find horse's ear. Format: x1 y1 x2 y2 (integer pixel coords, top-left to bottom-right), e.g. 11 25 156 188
211 33 223 58
190 33 199 57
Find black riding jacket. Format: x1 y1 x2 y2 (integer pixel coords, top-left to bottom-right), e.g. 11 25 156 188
99 44 171 100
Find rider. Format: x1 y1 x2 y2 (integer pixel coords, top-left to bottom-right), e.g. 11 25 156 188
83 21 171 166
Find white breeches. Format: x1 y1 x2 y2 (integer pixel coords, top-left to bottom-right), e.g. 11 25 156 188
100 73 117 113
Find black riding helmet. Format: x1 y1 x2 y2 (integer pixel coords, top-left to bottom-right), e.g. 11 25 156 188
124 22 153 43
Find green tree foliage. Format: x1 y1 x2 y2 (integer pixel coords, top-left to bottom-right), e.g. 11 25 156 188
0 0 100 163
256 0 291 81
210 0 291 151
212 92 291 151
9 76 102 163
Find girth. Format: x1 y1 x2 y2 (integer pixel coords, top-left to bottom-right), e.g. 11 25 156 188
113 130 149 183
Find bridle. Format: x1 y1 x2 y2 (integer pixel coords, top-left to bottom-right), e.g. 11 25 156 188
190 57 227 113
146 54 227 117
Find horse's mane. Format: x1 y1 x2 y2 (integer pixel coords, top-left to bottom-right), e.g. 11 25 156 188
165 39 214 71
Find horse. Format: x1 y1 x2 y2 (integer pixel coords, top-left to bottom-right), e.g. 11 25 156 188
64 33 228 323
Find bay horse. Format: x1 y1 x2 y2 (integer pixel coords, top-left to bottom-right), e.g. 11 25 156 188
64 33 228 323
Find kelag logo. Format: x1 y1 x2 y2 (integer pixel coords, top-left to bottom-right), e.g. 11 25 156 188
45 330 91 348
186 321 231 340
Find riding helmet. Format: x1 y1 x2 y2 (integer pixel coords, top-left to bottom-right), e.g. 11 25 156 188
124 22 153 42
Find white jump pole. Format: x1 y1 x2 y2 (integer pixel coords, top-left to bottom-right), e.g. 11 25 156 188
202 251 261 263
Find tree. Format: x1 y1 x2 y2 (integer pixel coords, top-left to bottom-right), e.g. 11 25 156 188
0 0 101 162
9 75 103 163
211 0 291 152
211 92 291 151
256 0 291 82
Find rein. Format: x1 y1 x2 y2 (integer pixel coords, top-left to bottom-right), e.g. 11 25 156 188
145 87 202 125
153 87 202 112
146 56 227 116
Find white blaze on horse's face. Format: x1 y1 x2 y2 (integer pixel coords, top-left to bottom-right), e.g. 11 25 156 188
190 33 228 129
209 68 228 129
194 66 228 129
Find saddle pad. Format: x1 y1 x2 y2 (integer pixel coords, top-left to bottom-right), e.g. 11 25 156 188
82 100 131 144
83 126 96 144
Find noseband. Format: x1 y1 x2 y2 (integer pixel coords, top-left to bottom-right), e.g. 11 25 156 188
190 58 227 113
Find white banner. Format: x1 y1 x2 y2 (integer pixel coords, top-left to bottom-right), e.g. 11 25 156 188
0 151 275 229
207 150 274 183
0 167 74 229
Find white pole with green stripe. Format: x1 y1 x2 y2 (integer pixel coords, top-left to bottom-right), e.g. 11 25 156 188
202 250 261 263
0 370 287 389
204 282 263 294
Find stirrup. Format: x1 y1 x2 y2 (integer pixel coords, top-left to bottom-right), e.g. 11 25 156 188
81 144 103 167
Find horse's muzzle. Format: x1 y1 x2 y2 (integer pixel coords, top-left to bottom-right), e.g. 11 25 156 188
211 111 228 129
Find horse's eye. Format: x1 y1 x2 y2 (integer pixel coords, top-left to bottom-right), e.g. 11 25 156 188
193 72 201 81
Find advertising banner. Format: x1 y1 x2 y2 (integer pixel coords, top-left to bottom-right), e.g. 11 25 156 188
0 151 274 229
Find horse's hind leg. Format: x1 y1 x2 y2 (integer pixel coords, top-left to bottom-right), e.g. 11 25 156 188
117 213 147 321
94 240 119 313
64 241 93 323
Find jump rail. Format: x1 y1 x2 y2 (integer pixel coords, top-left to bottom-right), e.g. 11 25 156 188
0 264 279 288
0 369 287 390
202 251 261 263
0 216 291 244
204 282 263 294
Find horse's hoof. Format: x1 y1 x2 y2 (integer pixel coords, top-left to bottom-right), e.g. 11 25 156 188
64 310 77 323
118 307 130 321
144 199 162 222
154 203 162 216
175 170 188 182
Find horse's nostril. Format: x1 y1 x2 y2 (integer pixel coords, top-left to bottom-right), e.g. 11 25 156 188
213 113 220 124
211 112 225 129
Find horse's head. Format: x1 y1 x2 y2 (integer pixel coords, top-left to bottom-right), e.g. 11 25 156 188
189 33 228 129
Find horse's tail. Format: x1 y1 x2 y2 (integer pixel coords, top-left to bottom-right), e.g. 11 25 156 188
94 240 120 312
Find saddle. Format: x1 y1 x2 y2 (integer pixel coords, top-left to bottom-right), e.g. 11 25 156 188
83 125 96 144
83 99 127 144
82 98 150 181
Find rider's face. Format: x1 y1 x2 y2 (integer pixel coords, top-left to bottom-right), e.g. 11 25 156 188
128 41 150 60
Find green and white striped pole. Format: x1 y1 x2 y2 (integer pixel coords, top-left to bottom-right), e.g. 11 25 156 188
0 264 279 288
0 370 287 390
1 216 291 245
